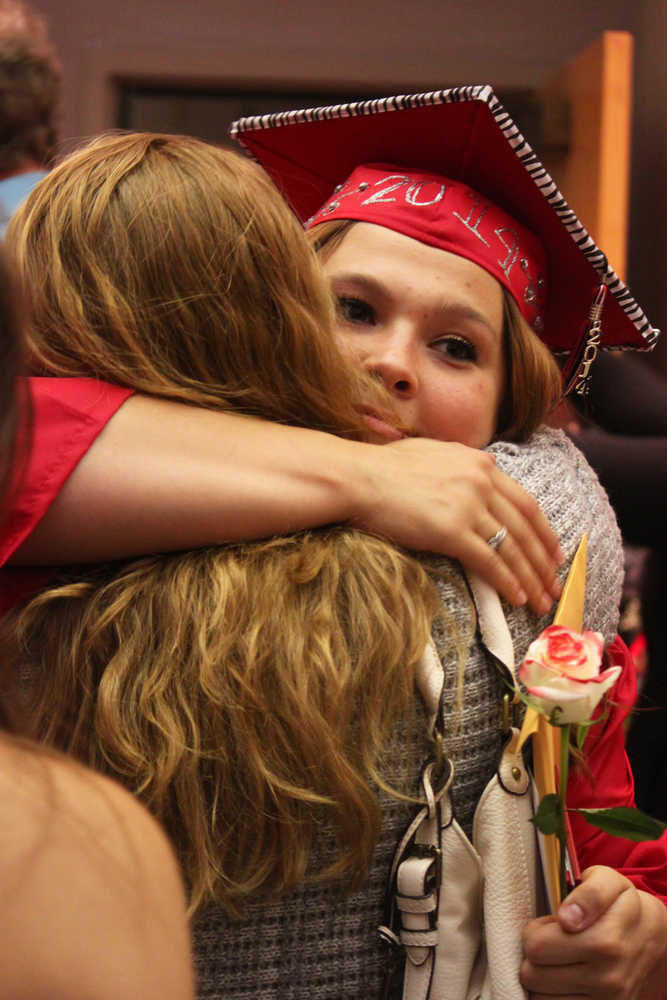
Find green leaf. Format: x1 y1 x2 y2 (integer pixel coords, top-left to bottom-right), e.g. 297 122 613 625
530 793 563 835
575 807 667 842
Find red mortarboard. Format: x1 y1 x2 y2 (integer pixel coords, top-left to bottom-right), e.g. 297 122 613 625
230 86 659 392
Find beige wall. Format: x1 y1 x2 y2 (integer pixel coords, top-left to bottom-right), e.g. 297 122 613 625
28 0 665 346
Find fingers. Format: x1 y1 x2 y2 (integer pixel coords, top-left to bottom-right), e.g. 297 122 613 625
481 511 559 616
521 915 607 996
443 532 532 609
557 866 632 934
439 526 556 617
520 870 654 999
491 472 563 606
493 464 562 560
478 469 563 615
362 438 564 609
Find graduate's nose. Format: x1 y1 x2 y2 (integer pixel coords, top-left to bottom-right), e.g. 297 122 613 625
363 332 418 399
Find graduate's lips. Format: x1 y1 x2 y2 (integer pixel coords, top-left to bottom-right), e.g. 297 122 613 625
362 411 405 442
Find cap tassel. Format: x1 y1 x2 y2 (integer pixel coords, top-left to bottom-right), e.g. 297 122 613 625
562 284 608 397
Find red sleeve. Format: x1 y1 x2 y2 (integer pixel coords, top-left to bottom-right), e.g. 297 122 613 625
0 377 133 567
567 636 667 903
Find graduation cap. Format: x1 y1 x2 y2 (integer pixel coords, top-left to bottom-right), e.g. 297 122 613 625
230 85 659 395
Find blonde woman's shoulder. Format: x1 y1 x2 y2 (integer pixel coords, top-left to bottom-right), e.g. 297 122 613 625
0 735 194 1000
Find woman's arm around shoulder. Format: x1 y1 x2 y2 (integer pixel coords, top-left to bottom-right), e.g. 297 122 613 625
11 386 563 615
0 735 194 1000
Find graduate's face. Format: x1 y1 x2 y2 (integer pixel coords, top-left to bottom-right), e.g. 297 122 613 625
321 223 506 449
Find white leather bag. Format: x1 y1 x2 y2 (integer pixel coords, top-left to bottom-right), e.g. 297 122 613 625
380 573 547 1000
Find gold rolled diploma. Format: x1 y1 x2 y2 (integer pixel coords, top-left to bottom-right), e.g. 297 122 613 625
513 534 588 910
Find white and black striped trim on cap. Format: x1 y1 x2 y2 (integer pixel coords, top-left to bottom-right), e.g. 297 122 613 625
231 84 658 352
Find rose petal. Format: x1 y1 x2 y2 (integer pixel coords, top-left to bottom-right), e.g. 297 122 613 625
523 665 622 724
522 626 604 681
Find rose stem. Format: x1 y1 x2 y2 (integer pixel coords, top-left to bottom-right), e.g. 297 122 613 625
559 723 571 902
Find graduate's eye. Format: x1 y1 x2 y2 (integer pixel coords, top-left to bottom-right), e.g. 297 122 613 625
336 296 377 326
432 335 478 363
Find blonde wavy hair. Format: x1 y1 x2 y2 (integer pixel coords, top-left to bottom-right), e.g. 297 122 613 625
2 133 447 916
309 220 563 442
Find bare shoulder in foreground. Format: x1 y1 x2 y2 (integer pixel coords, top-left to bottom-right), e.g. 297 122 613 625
0 735 194 1000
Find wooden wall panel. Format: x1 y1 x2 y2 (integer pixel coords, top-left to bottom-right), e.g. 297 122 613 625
541 32 634 280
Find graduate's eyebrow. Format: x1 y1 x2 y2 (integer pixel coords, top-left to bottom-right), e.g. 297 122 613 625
327 272 391 304
430 302 500 339
328 271 501 339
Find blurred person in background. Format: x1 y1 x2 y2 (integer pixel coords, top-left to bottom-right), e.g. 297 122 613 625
0 0 60 235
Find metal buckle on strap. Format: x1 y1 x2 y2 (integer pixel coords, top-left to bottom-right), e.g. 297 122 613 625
409 842 442 895
502 691 521 733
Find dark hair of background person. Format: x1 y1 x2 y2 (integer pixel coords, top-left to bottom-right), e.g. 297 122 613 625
0 0 61 175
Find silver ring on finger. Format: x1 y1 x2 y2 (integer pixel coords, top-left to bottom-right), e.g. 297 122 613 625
486 525 508 551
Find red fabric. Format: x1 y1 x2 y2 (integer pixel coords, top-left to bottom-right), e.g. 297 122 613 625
308 164 547 331
0 377 133 614
567 636 667 903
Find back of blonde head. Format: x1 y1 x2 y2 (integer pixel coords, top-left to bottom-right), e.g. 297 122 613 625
8 132 385 435
4 133 447 915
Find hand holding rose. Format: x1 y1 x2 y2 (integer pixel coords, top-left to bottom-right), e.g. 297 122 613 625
521 867 667 1000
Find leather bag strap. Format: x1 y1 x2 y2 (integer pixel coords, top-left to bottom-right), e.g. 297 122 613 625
383 571 535 1000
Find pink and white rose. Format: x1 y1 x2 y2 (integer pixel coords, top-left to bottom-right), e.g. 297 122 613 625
518 624 621 725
